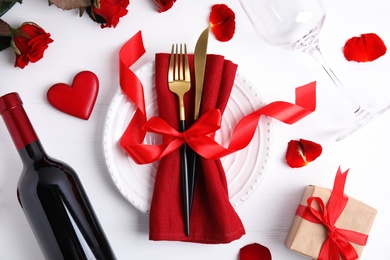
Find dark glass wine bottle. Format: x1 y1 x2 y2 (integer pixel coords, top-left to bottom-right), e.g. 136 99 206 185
0 92 117 260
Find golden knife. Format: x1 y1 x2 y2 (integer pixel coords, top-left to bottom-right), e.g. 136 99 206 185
189 27 209 211
194 27 209 120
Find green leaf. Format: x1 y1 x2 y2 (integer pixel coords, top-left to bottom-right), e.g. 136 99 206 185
0 0 22 17
49 0 92 10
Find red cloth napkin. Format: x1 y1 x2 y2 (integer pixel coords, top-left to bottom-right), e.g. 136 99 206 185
149 53 245 243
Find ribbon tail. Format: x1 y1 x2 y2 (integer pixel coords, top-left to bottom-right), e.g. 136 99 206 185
319 236 359 260
327 167 349 225
119 30 147 115
118 31 150 162
318 239 340 260
336 238 360 260
295 81 317 112
120 110 146 145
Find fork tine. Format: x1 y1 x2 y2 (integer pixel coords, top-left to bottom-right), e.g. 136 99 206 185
169 44 190 82
176 44 183 80
168 44 174 82
178 44 183 81
183 44 190 82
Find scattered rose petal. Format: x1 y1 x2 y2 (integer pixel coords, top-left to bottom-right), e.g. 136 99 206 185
209 4 236 42
285 139 322 168
240 243 272 260
343 33 387 62
154 0 176 12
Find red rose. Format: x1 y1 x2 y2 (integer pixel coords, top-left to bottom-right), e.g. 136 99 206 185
154 0 176 12
92 0 130 28
11 22 53 69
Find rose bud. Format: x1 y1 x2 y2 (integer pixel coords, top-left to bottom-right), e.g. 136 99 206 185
154 0 176 12
90 0 129 28
11 22 53 69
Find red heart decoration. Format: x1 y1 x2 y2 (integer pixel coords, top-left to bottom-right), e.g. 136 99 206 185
47 71 99 120
239 243 272 260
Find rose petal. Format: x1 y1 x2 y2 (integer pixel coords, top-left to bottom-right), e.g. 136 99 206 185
286 140 306 168
343 33 387 62
285 139 322 168
209 4 236 42
239 243 272 260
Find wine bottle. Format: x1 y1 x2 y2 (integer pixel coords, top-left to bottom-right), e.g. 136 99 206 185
0 92 116 260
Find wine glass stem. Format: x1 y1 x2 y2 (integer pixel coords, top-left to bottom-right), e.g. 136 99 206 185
310 46 362 113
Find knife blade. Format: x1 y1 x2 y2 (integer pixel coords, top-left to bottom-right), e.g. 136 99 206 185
188 27 209 211
194 27 209 120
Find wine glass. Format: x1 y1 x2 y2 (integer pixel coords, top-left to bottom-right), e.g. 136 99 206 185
239 0 390 141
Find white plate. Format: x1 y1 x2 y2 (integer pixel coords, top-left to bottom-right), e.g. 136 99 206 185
103 61 272 214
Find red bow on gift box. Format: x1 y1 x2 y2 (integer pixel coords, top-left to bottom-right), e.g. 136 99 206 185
296 168 369 260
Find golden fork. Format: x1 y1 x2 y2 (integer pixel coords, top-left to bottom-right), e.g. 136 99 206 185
168 43 191 236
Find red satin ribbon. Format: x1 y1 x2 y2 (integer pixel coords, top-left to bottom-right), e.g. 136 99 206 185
296 167 369 260
119 31 147 149
118 31 317 164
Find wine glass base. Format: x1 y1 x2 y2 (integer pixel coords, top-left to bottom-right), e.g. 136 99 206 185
336 105 390 141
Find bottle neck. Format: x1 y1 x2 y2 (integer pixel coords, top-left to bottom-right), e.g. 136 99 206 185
0 93 42 164
18 140 47 165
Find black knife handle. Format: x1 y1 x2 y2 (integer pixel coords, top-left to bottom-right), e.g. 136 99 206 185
188 147 197 212
179 120 190 236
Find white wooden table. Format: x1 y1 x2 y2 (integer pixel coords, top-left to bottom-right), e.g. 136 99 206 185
1 0 390 259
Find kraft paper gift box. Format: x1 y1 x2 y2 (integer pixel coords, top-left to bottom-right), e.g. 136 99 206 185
285 168 377 259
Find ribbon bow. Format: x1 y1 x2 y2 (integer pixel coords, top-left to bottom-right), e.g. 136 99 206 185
127 109 222 164
296 168 369 260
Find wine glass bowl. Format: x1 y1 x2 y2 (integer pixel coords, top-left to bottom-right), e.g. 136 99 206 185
239 0 390 141
241 0 326 52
